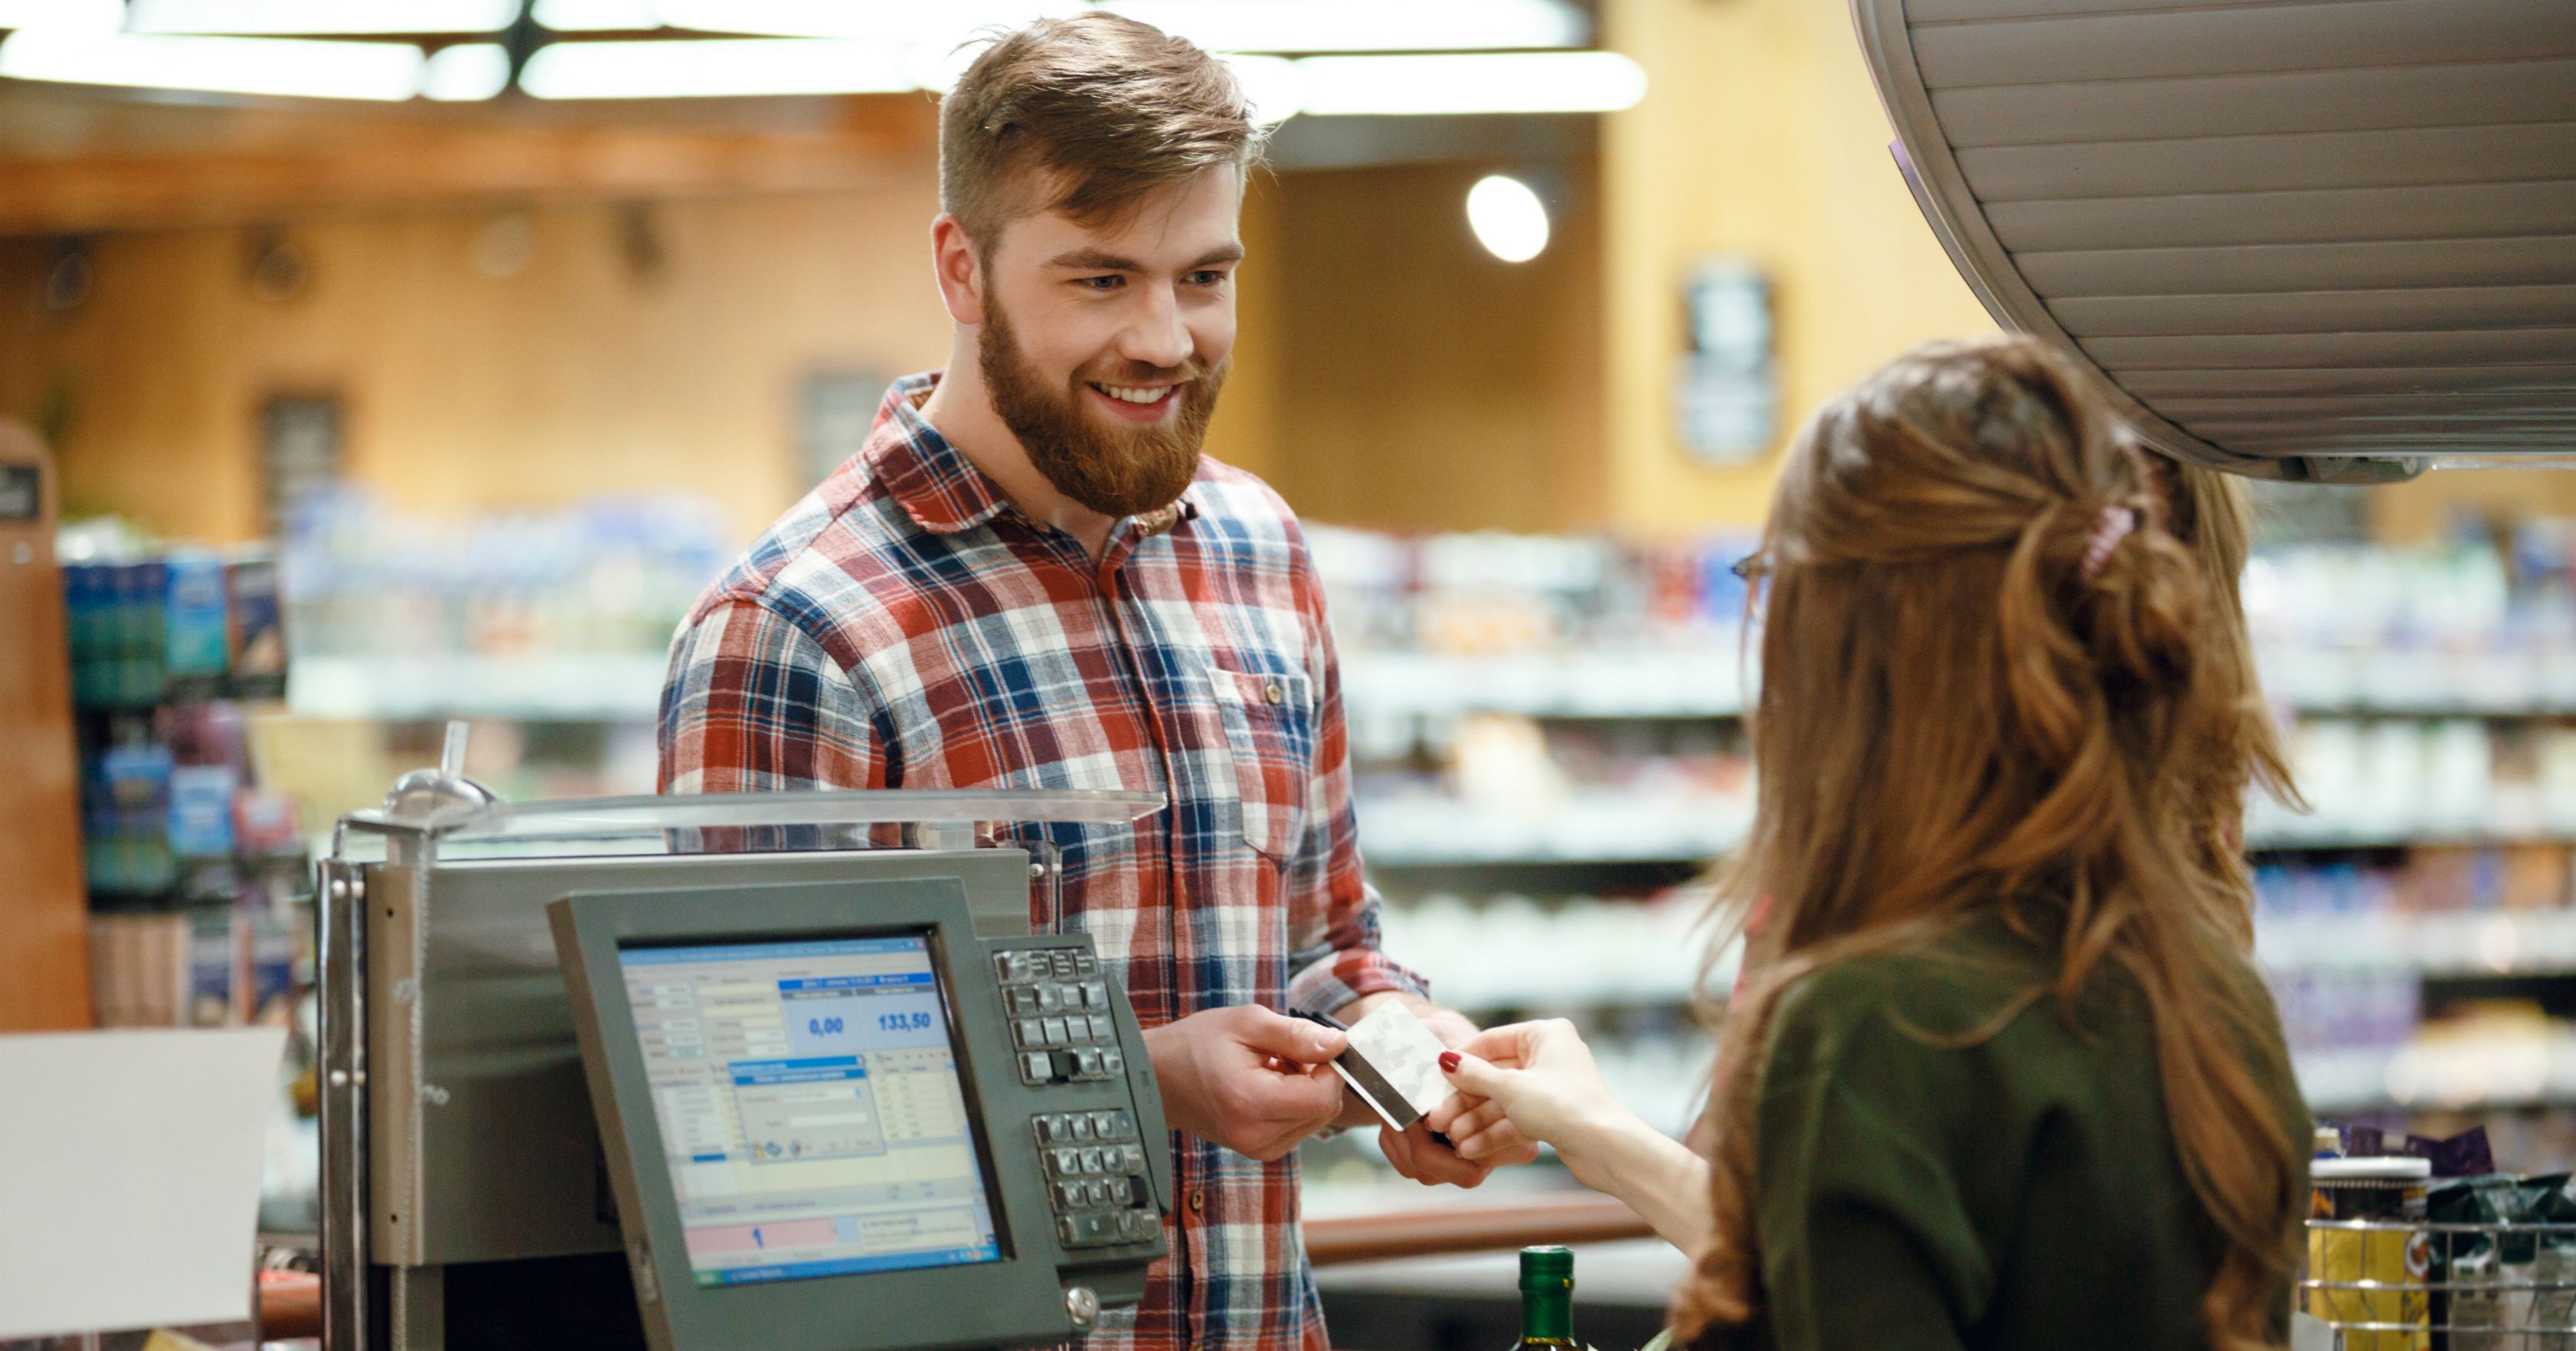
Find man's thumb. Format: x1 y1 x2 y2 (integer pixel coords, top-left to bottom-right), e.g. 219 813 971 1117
1243 1009 1345 1064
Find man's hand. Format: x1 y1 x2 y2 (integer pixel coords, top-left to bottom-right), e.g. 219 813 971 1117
1142 1005 1347 1161
1329 993 1541 1186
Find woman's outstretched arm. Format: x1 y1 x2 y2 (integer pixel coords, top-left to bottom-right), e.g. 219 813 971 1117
1427 1019 1713 1254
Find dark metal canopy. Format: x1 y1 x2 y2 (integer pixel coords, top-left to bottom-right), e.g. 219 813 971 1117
1851 0 2575 483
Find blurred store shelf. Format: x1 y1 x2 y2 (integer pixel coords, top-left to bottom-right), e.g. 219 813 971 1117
2259 908 2576 976
287 653 666 721
1357 790 1752 866
2296 1028 2576 1114
1343 648 1749 720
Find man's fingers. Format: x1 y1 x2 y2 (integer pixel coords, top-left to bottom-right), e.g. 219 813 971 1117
1222 1065 1344 1124
1235 1009 1346 1065
1380 1124 1489 1187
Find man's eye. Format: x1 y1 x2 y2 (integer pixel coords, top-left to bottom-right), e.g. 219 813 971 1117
1190 270 1228 286
1079 275 1122 291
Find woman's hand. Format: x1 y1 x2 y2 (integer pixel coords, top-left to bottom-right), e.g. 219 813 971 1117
1426 1019 1632 1167
1427 1019 1714 1254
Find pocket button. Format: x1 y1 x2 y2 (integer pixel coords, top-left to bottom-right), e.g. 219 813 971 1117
1263 682 1283 705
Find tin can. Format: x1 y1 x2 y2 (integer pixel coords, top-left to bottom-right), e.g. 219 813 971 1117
2310 1156 2432 1350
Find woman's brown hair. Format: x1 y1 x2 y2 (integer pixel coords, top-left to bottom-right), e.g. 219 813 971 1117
1672 335 2303 1349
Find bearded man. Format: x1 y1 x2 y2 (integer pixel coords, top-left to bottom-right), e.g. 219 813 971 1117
658 15 1530 1351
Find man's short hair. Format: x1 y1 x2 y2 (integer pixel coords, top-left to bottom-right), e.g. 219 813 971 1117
940 12 1263 250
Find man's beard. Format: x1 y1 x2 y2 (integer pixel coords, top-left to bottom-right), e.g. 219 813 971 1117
979 298 1226 519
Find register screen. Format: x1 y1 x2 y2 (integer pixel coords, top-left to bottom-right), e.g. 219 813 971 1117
618 934 1002 1287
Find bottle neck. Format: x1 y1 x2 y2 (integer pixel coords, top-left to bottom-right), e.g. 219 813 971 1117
1520 1287 1574 1344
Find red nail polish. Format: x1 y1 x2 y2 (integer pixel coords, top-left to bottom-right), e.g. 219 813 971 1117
1439 1051 1461 1073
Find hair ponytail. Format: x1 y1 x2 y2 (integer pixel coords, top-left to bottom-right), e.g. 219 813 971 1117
1673 335 2303 1351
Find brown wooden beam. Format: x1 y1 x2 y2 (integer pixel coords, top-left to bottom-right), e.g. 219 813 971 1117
0 80 940 235
1304 1197 1661 1268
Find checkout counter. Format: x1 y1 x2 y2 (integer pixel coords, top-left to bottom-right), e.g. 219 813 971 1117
313 764 1175 1351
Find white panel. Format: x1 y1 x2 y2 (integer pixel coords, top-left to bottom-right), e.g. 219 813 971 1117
1913 0 2571 90
1960 123 2576 201
2051 285 2576 338
1931 60 2576 149
1989 182 2576 253
2019 237 2576 299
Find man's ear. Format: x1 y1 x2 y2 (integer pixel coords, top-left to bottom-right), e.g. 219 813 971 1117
929 214 986 327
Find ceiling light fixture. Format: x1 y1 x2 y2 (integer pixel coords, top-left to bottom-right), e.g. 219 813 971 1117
649 0 1076 41
123 0 520 34
421 41 509 100
1466 175 1548 262
531 0 660 31
518 38 916 98
1099 0 1585 54
0 28 428 100
1296 51 1646 116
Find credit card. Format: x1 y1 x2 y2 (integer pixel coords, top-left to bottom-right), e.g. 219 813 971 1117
1332 1003 1456 1133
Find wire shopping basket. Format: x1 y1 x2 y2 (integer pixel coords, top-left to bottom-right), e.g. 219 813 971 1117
2304 1217 2576 1349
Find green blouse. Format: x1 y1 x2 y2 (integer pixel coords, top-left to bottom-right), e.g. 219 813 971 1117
1703 914 2309 1351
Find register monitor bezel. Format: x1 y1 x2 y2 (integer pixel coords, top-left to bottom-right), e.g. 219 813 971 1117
551 877 1080 1351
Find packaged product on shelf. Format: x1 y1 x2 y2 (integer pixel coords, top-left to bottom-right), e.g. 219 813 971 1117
163 549 231 696
224 554 286 700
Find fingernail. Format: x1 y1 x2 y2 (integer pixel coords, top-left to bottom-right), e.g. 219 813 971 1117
1439 1051 1461 1073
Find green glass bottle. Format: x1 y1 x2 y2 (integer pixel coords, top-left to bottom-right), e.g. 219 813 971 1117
1515 1246 1584 1351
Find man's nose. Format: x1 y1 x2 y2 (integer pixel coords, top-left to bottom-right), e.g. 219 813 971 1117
1116 283 1193 369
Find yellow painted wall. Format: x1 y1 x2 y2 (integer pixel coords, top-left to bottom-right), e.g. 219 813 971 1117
1264 159 1604 534
2 187 955 547
1600 0 2000 536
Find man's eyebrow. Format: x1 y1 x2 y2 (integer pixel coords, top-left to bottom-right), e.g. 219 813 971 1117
1044 248 1145 272
1041 244 1246 272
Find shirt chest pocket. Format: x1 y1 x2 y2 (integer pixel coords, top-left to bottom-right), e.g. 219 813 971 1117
1205 663 1316 860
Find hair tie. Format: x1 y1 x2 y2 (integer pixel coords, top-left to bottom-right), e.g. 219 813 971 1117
2080 504 2136 580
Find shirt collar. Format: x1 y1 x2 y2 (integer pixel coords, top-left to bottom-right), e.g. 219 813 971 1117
866 370 1205 540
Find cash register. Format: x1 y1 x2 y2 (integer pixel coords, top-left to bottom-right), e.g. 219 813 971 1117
316 754 1175 1351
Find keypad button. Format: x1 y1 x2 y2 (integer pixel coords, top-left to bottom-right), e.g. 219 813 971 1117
1037 1017 1066 1046
1080 981 1109 1009
1022 1052 1053 1083
1052 951 1078 980
1107 1110 1136 1139
1035 985 1064 1013
1109 1177 1133 1207
1053 1182 1081 1212
1072 1048 1103 1078
1006 988 1040 1015
1120 1144 1149 1176
1070 1114 1095 1143
1048 1148 1077 1178
1014 1019 1041 1048
1074 953 1099 977
1079 1147 1104 1175
1084 1179 1107 1207
1101 1048 1124 1076
1058 1217 1080 1245
1089 1014 1115 1042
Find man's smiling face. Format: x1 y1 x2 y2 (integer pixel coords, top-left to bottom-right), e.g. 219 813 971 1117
974 163 1242 518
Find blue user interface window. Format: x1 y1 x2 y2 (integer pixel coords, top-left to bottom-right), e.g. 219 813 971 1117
618 935 1002 1287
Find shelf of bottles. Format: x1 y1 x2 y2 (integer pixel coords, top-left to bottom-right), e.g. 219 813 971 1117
1299 522 2576 1129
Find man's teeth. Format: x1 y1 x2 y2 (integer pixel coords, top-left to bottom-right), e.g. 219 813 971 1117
1097 384 1169 405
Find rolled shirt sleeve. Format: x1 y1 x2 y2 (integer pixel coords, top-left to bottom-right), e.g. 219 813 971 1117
1280 535 1428 1017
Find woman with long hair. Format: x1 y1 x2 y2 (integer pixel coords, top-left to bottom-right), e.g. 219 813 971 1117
1428 335 2310 1349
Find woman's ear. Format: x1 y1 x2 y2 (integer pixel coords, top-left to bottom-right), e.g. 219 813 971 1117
929 214 987 326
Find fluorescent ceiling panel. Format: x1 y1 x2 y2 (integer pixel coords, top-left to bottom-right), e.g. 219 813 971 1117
531 0 658 31
650 0 1077 41
1223 53 1299 124
123 0 519 32
519 37 915 97
0 0 123 31
420 40 507 99
0 28 427 100
1101 0 1586 54
1296 51 1646 116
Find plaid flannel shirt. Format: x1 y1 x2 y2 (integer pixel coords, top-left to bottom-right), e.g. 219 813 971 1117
659 372 1426 1351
